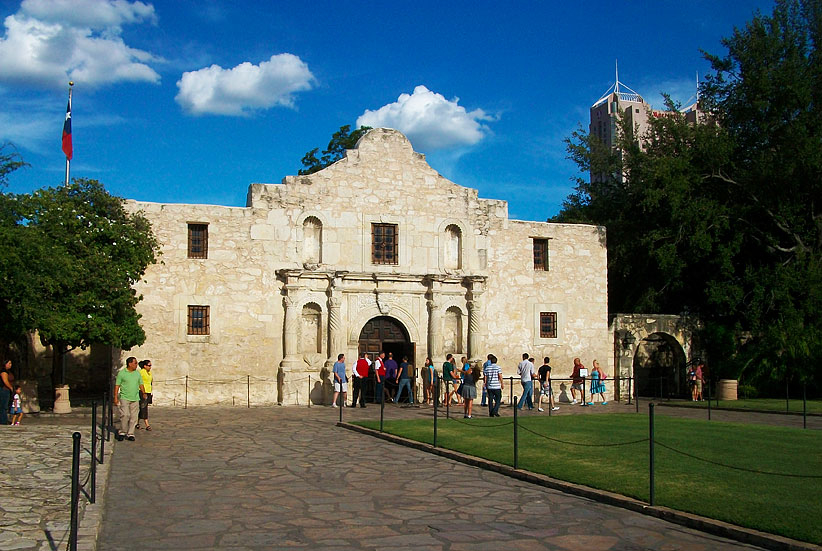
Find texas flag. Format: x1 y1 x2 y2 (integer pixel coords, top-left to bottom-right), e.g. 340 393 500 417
61 97 72 160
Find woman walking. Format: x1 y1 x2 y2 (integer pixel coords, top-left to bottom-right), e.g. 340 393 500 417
138 360 154 430
1 360 14 426
460 363 481 418
588 360 607 405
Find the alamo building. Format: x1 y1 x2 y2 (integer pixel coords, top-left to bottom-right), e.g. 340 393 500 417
125 128 610 406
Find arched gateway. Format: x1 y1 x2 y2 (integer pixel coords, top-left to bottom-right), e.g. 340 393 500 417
357 316 414 402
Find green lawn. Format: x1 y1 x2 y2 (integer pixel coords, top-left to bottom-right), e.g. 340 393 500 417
664 398 822 414
356 413 822 544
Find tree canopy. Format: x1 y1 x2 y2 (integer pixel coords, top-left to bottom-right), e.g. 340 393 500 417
298 125 371 175
0 173 160 388
556 0 822 383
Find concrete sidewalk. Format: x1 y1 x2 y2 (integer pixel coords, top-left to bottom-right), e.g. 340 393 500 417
96 406 766 550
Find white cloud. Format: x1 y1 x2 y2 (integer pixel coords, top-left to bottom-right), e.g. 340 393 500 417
175 54 315 116
0 1 161 89
356 85 494 151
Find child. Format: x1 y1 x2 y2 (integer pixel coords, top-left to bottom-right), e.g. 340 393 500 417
11 385 23 425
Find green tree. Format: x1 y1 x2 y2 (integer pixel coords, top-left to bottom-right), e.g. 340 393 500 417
298 125 371 175
557 0 822 384
1 179 160 394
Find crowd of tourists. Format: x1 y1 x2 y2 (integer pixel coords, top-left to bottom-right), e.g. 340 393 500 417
329 352 612 417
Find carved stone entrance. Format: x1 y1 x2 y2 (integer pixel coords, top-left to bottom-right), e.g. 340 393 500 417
358 316 414 402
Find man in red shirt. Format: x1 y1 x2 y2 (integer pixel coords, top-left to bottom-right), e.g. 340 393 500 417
351 352 369 408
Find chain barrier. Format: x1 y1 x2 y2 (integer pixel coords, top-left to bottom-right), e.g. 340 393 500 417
448 417 514 428
654 441 822 479
518 424 649 447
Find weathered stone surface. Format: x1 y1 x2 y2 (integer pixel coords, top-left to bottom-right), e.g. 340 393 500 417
124 128 610 406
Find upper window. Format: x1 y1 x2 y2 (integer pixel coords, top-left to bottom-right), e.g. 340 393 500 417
539 311 557 339
444 224 462 269
187 305 210 335
188 223 208 259
372 223 398 265
533 238 549 271
303 216 322 264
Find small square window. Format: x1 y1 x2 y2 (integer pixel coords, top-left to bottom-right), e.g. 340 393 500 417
372 223 398 265
533 238 549 271
540 312 557 339
187 305 210 335
188 223 208 259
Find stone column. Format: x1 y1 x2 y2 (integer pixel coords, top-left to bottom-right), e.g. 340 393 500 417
427 300 442 360
326 296 343 367
466 276 486 362
279 269 304 371
280 295 302 370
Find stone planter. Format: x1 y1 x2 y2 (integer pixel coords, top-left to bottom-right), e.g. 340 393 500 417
717 379 738 401
53 385 72 413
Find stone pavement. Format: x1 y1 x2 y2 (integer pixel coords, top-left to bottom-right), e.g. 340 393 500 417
95 405 767 551
0 414 98 551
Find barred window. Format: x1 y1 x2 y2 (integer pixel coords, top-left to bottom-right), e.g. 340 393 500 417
188 223 208 259
539 311 557 339
187 305 210 335
372 223 398 265
533 238 549 271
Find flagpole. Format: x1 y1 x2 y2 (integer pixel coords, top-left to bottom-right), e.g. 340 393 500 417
64 81 73 186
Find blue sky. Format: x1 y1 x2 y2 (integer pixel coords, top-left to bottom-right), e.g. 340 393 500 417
0 0 774 221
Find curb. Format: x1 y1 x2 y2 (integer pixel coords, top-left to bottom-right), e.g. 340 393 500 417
340 422 821 551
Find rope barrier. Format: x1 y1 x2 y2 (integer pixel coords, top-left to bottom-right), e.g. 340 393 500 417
654 441 822 479
449 417 515 428
519 424 650 448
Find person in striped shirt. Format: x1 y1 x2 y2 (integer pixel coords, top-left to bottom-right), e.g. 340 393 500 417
483 354 504 417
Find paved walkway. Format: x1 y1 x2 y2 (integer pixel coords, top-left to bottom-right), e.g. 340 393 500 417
96 406 766 551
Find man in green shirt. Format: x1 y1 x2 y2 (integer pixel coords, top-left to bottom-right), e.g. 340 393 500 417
442 353 460 406
114 356 145 441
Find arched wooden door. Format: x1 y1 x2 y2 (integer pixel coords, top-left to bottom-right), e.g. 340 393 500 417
358 316 414 402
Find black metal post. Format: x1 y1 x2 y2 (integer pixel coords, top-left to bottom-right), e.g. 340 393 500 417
307 375 311 408
90 401 97 504
582 376 587 406
803 382 807 430
649 403 655 506
69 431 81 551
635 381 639 413
184 375 189 409
338 385 343 423
99 393 106 463
707 379 712 421
628 376 633 405
445 380 450 419
433 378 439 448
380 391 385 433
508 376 513 406
513 395 519 469
786 377 790 413
247 374 251 408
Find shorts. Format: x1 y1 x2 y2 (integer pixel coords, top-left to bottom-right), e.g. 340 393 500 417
540 383 552 396
11 407 22 414
696 380 703 391
334 381 348 392
571 383 583 391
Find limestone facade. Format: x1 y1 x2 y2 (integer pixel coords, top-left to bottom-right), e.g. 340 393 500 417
125 129 610 405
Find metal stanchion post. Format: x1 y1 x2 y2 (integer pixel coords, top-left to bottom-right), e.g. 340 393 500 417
513 396 519 469
90 401 97 504
707 379 712 421
307 375 311 408
508 376 513 407
185 375 188 409
803 382 807 429
433 378 439 448
69 431 81 551
628 376 633 405
649 403 655 506
339 385 343 423
380 392 385 433
100 394 106 464
248 375 251 408
582 376 587 406
446 380 450 420
635 381 640 414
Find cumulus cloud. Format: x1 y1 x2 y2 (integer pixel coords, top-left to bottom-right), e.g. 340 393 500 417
356 85 494 151
0 0 161 89
175 54 315 116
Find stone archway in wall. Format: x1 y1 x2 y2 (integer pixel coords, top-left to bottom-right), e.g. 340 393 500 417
358 316 414 402
610 314 701 400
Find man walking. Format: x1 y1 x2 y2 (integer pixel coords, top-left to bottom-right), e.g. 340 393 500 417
484 354 504 417
517 353 535 410
373 352 386 404
394 356 414 404
113 356 145 441
331 353 347 407
351 352 368 407
384 352 399 402
537 357 560 412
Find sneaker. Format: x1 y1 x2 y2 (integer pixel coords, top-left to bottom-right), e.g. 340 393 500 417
13 422 19 425
571 399 579 404
586 402 593 406
537 407 544 412
552 406 560 411
601 401 608 405
127 435 135 441
116 433 125 441
332 404 338 408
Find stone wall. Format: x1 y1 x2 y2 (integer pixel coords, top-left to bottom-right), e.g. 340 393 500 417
124 129 610 405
